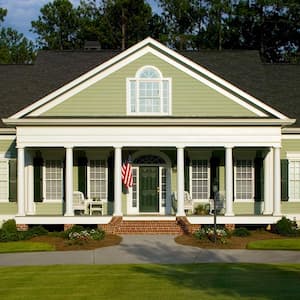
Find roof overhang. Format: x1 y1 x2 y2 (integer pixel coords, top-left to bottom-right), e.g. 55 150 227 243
2 117 296 127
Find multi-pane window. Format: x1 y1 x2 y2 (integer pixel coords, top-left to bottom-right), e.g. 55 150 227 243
89 160 106 200
235 159 254 200
45 160 63 201
161 167 167 207
132 168 138 208
0 160 9 201
128 66 170 115
289 160 300 200
191 160 209 200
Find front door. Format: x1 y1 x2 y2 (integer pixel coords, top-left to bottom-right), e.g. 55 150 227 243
139 166 159 212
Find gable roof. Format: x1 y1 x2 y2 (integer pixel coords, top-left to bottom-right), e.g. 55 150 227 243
0 38 299 127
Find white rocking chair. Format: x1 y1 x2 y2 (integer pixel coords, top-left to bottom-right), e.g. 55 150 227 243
73 191 86 214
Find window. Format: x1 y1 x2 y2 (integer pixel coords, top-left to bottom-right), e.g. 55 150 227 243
128 66 171 115
289 160 300 200
235 159 254 200
0 159 9 201
88 160 107 200
44 160 63 201
191 160 209 200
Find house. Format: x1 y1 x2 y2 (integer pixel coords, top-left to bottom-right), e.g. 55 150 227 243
0 37 300 233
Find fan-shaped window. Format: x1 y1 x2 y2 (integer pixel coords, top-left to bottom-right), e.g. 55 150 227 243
127 66 171 115
133 155 166 164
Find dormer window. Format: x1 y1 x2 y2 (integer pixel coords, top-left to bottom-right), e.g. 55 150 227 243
127 66 171 115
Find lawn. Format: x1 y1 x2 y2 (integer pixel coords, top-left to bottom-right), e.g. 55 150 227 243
0 264 299 300
0 241 54 253
247 238 300 250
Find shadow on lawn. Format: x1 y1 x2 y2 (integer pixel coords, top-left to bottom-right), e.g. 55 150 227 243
130 263 300 299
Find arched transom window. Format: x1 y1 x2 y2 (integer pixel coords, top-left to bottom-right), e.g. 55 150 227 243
127 66 171 115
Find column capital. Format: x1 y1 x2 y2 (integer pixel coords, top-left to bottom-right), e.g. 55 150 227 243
225 145 234 150
64 145 74 150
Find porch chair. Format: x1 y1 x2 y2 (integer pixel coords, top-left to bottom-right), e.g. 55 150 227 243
73 191 86 215
209 191 225 215
172 191 194 214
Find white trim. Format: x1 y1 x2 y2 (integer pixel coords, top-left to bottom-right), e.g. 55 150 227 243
0 135 15 140
282 135 300 140
6 38 288 120
3 118 294 126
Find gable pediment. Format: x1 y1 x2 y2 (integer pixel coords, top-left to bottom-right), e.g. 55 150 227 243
5 38 290 123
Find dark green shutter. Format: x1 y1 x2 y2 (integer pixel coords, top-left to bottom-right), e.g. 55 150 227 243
184 156 190 192
210 156 220 198
254 157 264 202
34 157 43 202
9 159 17 202
78 156 87 197
281 159 289 201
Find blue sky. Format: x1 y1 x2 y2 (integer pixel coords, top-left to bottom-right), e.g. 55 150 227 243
0 0 160 41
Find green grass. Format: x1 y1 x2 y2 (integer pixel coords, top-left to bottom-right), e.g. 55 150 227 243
0 264 300 299
0 241 55 253
247 238 300 250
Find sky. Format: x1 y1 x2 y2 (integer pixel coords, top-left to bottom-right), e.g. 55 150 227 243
0 0 160 41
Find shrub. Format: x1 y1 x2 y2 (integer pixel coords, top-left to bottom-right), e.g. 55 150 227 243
275 217 297 236
194 226 228 243
233 227 251 237
194 204 210 215
0 219 19 242
64 225 105 242
20 226 49 240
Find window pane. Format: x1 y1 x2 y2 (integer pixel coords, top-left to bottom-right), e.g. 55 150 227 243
191 160 209 200
89 160 106 199
236 160 253 200
45 160 62 200
289 160 300 200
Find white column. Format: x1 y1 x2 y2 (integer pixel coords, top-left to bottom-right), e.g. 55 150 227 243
17 147 26 216
114 147 123 216
176 147 185 216
225 146 234 216
26 150 35 215
64 147 74 216
273 146 282 216
263 148 273 215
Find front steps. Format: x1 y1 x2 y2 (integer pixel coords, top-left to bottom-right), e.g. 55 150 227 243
101 216 199 235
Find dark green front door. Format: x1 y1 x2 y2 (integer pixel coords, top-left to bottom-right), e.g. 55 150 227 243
139 166 159 212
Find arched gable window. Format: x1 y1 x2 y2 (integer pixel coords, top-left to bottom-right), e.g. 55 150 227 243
127 66 171 115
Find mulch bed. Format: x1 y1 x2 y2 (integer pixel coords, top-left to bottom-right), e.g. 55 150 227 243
30 234 122 251
175 230 285 249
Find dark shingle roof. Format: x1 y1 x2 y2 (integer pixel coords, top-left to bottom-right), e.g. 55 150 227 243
0 48 299 126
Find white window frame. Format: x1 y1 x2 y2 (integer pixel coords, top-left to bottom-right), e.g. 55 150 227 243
87 159 108 201
0 159 9 202
126 65 172 115
43 159 63 202
189 159 210 202
234 158 255 202
286 152 300 202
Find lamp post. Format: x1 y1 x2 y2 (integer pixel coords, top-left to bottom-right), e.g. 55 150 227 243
212 182 218 243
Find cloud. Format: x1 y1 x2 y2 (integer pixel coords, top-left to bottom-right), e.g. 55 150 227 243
0 0 81 40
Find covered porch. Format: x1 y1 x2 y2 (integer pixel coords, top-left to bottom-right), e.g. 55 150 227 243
14 122 283 223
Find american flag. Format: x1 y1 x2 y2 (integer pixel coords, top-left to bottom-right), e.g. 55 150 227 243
121 159 133 189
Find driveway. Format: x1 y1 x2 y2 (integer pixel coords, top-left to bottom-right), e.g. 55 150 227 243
0 235 300 266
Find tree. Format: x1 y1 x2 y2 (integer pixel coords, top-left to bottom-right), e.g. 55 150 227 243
31 0 79 50
0 7 35 64
158 0 196 50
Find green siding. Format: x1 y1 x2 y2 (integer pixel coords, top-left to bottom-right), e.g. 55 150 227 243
281 139 300 159
42 53 257 117
0 139 16 157
35 203 63 215
281 202 300 214
233 202 264 215
0 203 17 214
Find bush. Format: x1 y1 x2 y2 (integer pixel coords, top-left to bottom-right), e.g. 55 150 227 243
275 217 297 236
194 226 228 243
233 227 251 237
0 219 19 242
64 225 105 241
194 204 210 215
20 226 49 240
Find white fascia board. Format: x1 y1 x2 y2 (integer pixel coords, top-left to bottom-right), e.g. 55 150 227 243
8 37 288 120
2 117 295 126
0 128 16 134
9 38 156 119
148 38 290 120
27 46 268 117
282 128 300 134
